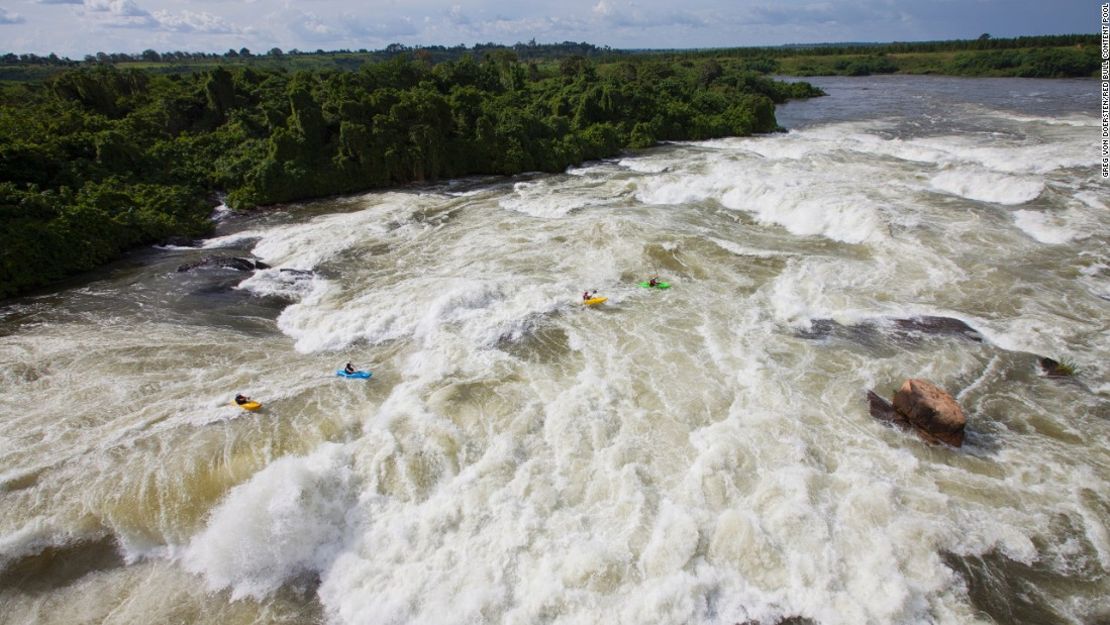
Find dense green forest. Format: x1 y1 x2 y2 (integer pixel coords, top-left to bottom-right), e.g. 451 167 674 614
0 53 822 298
666 34 1101 77
1 35 1098 82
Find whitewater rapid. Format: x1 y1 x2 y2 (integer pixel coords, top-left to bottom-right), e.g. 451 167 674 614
0 76 1107 625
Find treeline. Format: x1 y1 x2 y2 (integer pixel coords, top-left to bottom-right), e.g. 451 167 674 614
5 34 1098 82
648 34 1102 78
0 54 821 297
780 45 1100 78
671 33 1100 59
1 41 612 66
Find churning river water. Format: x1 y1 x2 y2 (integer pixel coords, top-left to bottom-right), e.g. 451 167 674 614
0 75 1107 625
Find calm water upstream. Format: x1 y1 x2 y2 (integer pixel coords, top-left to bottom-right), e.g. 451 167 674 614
1 75 1107 625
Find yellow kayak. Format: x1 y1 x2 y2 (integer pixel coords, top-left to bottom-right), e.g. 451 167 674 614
234 401 262 411
583 297 608 306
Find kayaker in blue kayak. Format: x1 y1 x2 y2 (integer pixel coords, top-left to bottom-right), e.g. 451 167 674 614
344 362 356 374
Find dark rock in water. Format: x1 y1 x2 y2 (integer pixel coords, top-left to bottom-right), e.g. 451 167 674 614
891 316 983 343
796 315 983 345
177 256 269 273
892 379 966 447
1038 357 1074 378
795 319 840 340
160 236 201 247
867 390 901 423
0 536 124 593
735 617 816 625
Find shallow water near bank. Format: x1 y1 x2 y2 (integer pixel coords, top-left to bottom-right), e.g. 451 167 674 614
1 75 1107 625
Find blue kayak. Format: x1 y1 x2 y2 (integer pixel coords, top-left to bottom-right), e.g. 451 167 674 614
336 369 372 379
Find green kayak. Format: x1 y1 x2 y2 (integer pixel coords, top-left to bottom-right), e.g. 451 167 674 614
639 281 670 289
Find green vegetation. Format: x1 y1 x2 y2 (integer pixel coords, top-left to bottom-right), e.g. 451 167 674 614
0 53 822 298
651 34 1100 77
1051 359 1079 377
2 35 1098 82
0 42 618 82
776 46 1101 77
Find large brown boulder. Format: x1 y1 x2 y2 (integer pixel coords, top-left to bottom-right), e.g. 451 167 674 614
892 379 966 447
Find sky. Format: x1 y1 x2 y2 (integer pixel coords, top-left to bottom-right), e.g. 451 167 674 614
0 0 1100 58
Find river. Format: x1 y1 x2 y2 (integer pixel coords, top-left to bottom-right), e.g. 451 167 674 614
1 75 1107 625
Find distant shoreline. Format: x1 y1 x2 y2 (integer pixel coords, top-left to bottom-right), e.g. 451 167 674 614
1 34 1100 82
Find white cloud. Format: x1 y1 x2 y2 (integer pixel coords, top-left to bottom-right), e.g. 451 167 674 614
0 7 26 24
592 0 615 18
35 0 83 5
591 0 705 29
78 0 157 27
152 10 240 34
447 4 469 26
84 0 148 16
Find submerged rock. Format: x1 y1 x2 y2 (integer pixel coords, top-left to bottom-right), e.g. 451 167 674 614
796 315 983 344
869 379 967 447
1038 357 1075 378
891 316 983 343
867 390 901 423
176 256 270 273
735 617 816 625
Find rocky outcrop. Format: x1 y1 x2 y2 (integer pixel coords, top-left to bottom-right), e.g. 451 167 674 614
892 379 966 446
869 379 967 447
176 256 271 273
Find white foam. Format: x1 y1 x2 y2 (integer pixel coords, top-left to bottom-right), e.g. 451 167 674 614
182 443 356 600
929 169 1044 205
911 135 1094 175
618 154 674 173
635 156 887 245
709 238 796 259
1012 210 1078 244
992 112 1099 128
498 180 606 218
249 206 397 270
211 202 232 221
235 267 326 301
275 275 569 354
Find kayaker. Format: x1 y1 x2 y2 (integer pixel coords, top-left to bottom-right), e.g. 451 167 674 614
234 393 251 405
648 277 659 287
344 362 356 374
